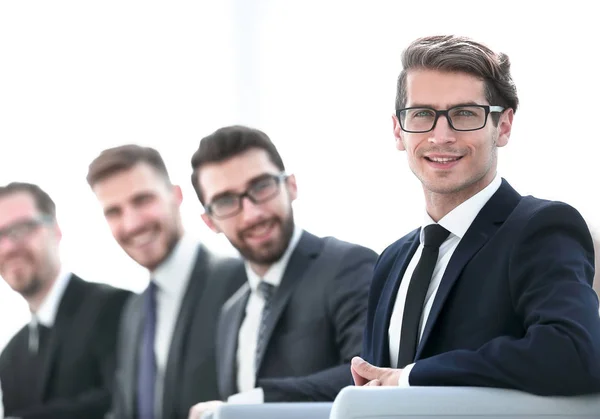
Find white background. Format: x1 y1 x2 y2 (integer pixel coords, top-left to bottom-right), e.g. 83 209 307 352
1 0 598 349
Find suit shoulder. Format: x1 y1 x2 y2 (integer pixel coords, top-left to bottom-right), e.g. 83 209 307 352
320 235 378 260
0 326 28 360
77 277 133 302
511 196 589 229
200 246 244 274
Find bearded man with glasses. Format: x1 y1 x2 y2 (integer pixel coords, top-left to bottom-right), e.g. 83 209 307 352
187 125 377 419
0 182 132 419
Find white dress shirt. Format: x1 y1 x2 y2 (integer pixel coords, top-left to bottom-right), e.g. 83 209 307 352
33 268 71 327
27 269 71 352
388 174 502 386
151 234 199 401
231 226 303 403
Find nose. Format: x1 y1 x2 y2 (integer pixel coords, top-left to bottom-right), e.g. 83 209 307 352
121 208 145 235
240 196 265 224
428 114 457 145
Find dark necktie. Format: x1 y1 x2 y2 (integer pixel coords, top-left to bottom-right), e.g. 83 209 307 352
397 224 450 368
137 280 157 419
28 318 50 354
255 281 275 375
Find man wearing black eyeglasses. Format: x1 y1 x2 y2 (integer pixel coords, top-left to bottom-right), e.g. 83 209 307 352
351 35 600 396
0 182 132 419
187 125 377 418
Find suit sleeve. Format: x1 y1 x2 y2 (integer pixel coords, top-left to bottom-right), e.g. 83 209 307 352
409 203 600 395
258 246 376 401
15 289 132 419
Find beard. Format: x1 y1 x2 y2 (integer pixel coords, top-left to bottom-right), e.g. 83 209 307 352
233 210 295 267
1 251 46 298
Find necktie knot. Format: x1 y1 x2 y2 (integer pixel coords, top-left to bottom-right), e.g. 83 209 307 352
423 224 450 249
257 281 275 301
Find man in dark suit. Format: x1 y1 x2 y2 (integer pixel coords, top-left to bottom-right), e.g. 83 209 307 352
86 145 245 419
0 182 131 419
351 35 600 396
187 126 377 418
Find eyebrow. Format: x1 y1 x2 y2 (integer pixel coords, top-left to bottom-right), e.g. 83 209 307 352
406 101 485 109
209 173 277 203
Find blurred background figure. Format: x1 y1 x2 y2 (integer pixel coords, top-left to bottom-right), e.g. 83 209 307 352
188 126 377 418
0 182 131 419
87 145 244 419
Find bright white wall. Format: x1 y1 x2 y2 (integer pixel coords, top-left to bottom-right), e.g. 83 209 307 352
1 0 598 349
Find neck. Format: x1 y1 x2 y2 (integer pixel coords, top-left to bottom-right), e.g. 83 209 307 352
424 174 495 222
249 262 272 278
27 265 60 313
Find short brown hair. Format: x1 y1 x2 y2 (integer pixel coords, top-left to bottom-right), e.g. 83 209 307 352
396 35 519 122
87 144 171 187
0 182 57 219
190 125 285 205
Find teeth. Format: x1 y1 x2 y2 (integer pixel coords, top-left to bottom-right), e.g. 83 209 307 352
429 157 459 163
247 222 272 237
129 231 155 247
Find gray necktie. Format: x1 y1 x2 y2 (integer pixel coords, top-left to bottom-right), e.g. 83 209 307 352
255 281 275 375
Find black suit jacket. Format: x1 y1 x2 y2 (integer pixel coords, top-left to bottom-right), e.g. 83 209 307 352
216 231 377 402
362 179 600 395
110 244 245 419
0 274 132 419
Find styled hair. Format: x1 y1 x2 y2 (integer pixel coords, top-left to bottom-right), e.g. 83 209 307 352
87 144 171 187
396 35 519 123
190 125 285 205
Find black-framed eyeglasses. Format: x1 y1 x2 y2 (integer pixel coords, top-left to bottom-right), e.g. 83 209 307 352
206 173 289 219
0 215 54 244
395 105 505 133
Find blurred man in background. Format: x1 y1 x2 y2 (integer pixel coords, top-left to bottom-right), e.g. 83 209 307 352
0 182 131 419
87 145 244 419
188 126 377 418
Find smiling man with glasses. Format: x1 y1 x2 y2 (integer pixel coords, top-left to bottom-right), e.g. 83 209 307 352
187 125 377 418
0 182 132 419
351 35 600 396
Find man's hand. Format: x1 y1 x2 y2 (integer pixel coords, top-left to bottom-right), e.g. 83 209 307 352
351 356 402 386
188 400 224 419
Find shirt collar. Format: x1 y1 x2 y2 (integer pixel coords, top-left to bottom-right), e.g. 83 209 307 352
421 174 502 242
152 233 200 297
245 225 304 291
34 268 72 327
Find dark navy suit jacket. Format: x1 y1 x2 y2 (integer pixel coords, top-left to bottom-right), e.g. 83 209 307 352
362 179 600 395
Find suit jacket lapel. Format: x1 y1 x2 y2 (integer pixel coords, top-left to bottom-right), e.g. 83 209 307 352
162 246 208 418
34 274 84 403
416 179 521 359
374 233 419 366
254 231 322 376
217 285 250 398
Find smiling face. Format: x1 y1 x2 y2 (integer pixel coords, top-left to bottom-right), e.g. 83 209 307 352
92 162 183 271
0 192 61 299
393 69 513 203
198 148 297 275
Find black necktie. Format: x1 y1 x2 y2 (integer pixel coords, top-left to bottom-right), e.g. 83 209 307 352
28 317 50 354
137 280 157 419
255 281 275 375
397 224 450 368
